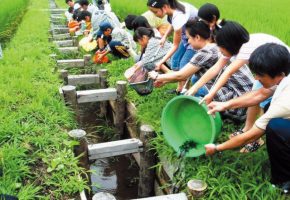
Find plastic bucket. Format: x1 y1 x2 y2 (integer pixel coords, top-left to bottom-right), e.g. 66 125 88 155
161 96 222 157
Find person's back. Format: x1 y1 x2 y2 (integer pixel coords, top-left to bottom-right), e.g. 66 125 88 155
111 27 136 51
140 37 172 70
91 10 121 38
236 33 290 60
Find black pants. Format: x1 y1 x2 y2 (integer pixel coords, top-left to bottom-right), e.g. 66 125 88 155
266 118 290 184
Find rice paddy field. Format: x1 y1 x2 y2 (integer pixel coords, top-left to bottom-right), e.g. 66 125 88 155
1 0 290 199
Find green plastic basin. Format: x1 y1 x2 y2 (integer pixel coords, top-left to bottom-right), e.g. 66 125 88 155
161 96 222 157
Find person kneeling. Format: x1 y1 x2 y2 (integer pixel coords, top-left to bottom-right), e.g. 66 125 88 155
95 22 136 62
205 43 290 194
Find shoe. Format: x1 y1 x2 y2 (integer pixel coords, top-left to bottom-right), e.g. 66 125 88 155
166 89 181 95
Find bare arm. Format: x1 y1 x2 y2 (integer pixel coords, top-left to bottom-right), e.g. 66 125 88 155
217 126 264 151
161 25 173 41
157 29 182 65
205 126 265 155
227 87 274 109
185 57 228 95
207 87 274 115
150 63 200 82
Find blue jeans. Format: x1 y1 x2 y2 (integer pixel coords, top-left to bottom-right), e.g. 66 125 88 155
190 75 209 97
171 42 195 71
252 80 272 108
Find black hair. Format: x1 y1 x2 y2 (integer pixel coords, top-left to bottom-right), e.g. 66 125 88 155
124 15 137 30
185 19 211 39
79 0 89 6
133 27 155 42
215 21 249 55
198 3 220 24
68 6 74 13
72 9 80 20
147 0 185 14
249 43 290 78
77 10 91 21
65 0 72 3
132 16 151 31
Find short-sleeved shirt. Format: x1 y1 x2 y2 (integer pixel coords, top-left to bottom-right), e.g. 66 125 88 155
167 2 198 49
142 11 169 28
190 43 219 78
236 33 290 60
255 74 290 130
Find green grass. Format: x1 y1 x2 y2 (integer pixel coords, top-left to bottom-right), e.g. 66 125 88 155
110 0 290 45
107 0 290 199
0 0 87 198
0 0 30 44
54 0 290 198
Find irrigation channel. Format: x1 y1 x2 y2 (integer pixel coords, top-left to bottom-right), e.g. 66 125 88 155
48 1 189 199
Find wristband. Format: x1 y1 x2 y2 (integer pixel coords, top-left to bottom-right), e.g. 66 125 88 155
215 144 221 153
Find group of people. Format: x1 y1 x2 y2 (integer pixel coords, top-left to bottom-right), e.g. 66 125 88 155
62 0 290 194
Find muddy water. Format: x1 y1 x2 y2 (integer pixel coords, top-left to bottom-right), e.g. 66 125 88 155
78 102 139 200
90 155 139 199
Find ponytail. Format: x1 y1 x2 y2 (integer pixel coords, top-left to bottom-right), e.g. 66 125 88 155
168 0 185 13
147 0 185 13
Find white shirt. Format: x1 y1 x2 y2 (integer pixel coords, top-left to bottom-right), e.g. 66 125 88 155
255 74 290 130
87 4 98 14
236 33 290 60
170 2 198 31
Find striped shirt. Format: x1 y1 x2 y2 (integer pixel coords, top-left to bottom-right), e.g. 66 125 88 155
190 43 254 119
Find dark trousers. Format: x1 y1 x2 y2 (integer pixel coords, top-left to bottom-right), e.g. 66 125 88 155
108 41 130 58
266 118 290 184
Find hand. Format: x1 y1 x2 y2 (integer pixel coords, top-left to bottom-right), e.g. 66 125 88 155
154 80 166 88
207 101 228 115
148 71 159 80
96 53 105 62
200 93 214 105
159 36 166 47
155 62 163 71
205 144 217 156
185 86 198 96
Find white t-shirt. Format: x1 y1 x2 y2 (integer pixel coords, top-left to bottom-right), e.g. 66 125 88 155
87 4 98 14
236 33 290 60
170 2 198 31
255 74 290 130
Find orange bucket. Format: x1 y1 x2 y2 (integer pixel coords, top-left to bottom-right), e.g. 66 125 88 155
93 52 109 64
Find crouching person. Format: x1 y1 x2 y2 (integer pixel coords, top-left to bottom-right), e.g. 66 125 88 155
205 43 290 194
95 22 136 61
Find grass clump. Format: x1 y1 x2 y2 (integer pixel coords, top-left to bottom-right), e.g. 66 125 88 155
0 0 87 198
0 0 30 45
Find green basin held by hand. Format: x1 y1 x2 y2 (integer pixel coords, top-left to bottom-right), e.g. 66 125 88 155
161 96 222 157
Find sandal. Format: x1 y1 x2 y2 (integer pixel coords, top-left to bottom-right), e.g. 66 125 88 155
240 138 264 153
